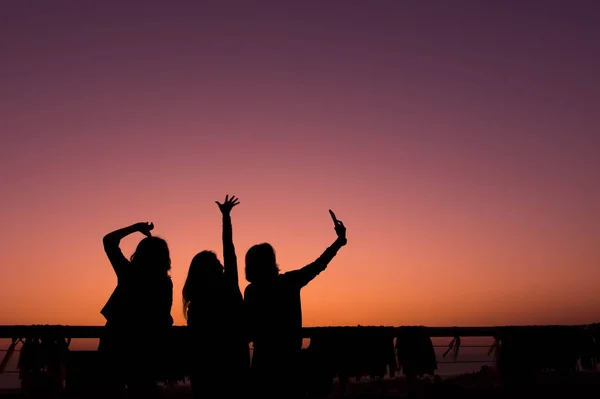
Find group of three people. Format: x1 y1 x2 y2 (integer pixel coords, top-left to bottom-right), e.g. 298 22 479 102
98 195 348 398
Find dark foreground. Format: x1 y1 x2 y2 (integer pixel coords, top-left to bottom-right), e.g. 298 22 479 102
1 370 600 398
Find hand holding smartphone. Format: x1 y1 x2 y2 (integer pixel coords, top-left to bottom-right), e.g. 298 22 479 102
329 209 347 245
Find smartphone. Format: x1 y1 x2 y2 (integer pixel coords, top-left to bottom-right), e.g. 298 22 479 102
329 209 338 224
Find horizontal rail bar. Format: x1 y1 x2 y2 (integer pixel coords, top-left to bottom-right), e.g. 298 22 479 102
0 324 597 339
438 360 494 364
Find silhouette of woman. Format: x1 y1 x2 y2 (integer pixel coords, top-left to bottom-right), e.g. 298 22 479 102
182 195 250 399
99 222 173 399
244 210 347 398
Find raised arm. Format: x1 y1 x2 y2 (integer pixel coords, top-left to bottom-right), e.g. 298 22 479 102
102 222 154 277
216 195 240 286
286 210 348 288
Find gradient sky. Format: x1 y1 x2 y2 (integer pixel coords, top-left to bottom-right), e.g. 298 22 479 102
1 0 599 327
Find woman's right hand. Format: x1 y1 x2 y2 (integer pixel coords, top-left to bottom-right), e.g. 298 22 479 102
134 222 154 237
329 210 347 245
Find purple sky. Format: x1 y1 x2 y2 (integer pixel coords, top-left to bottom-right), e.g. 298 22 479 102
0 1 599 326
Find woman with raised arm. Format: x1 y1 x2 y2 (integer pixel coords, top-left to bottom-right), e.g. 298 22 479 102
244 210 348 399
182 195 249 399
99 222 174 399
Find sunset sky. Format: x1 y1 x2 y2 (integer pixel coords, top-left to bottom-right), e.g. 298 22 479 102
1 1 599 328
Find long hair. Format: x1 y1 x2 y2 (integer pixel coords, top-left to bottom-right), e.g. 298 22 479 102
130 236 171 276
182 250 223 320
245 243 279 284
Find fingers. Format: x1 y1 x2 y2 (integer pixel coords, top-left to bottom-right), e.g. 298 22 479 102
217 195 240 213
224 194 240 206
141 223 152 237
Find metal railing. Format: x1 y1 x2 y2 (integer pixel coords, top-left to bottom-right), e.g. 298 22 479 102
1 323 598 390
0 323 595 339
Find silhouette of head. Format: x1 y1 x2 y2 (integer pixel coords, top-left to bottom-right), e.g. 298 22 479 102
188 251 224 281
245 243 280 283
130 236 171 275
182 250 224 319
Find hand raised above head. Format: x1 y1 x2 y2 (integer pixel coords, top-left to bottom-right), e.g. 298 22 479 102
134 222 154 237
216 194 240 215
329 209 347 245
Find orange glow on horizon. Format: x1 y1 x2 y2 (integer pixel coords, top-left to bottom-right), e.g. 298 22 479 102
1 1 599 328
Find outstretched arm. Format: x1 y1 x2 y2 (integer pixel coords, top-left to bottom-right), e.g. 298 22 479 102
102 222 154 277
287 210 347 288
216 195 240 286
